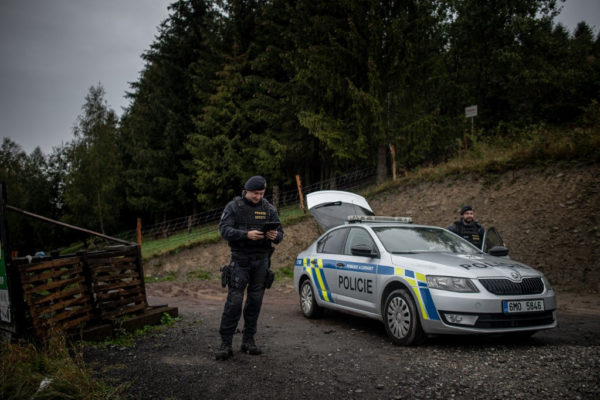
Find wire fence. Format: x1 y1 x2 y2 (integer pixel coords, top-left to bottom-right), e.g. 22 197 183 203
114 167 378 244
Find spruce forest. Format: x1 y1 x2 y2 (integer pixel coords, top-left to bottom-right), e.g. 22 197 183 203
2 0 599 253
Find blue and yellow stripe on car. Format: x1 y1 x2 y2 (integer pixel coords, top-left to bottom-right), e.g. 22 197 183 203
382 265 439 321
302 258 333 303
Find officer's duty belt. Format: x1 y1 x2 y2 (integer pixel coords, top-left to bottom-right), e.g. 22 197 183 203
232 254 269 263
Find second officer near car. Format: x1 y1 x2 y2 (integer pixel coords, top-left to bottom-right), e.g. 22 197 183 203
447 205 485 249
215 175 283 361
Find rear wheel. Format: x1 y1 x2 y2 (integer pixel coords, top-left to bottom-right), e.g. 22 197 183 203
300 279 323 318
383 289 426 346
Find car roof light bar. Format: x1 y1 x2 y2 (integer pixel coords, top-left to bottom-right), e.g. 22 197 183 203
348 215 413 224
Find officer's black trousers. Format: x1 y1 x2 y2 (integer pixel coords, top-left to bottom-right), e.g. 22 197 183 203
219 257 268 343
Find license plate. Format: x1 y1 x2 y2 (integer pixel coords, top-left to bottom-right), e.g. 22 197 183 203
503 299 544 313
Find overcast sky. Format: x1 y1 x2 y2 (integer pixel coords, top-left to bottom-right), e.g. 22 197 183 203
1 0 599 155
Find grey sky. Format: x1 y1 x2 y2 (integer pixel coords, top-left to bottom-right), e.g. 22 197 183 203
0 0 599 155
0 0 171 154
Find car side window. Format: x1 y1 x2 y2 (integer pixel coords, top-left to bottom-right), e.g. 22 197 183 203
484 227 504 253
344 227 376 255
317 228 349 254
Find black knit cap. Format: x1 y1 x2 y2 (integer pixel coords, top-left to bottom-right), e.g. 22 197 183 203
244 176 267 191
460 205 473 215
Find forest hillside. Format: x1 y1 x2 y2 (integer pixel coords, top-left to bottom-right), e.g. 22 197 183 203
145 163 600 294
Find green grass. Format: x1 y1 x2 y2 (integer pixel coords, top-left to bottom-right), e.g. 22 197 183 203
186 268 213 281
275 264 294 281
140 223 221 259
139 205 309 260
144 271 177 283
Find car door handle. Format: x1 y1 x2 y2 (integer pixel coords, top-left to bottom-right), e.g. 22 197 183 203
336 263 345 267
310 259 317 264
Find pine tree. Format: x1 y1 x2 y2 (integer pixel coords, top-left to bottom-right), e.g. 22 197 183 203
121 0 220 220
63 84 122 234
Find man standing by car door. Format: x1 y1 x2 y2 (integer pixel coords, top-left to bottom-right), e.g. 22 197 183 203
447 205 485 249
214 176 283 361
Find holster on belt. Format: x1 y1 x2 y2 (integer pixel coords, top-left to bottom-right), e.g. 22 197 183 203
220 261 233 288
264 247 275 289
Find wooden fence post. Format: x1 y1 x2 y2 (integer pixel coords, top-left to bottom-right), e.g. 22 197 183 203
136 218 142 247
296 175 306 214
389 143 397 181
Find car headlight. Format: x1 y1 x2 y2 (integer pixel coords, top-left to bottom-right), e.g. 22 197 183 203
426 275 479 293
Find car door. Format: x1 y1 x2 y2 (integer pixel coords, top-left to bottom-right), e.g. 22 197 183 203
482 227 509 257
308 227 350 305
333 227 379 313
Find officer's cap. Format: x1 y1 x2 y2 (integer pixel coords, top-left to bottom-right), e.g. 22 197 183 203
244 176 267 191
460 205 473 215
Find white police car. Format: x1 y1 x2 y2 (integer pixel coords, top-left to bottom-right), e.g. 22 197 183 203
293 191 556 345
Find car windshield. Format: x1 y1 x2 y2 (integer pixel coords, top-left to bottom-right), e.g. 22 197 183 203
372 226 481 254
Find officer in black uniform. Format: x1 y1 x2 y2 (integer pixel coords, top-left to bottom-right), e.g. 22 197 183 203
447 205 485 249
215 176 283 360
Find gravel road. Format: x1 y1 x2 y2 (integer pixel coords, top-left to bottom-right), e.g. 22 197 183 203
82 281 600 400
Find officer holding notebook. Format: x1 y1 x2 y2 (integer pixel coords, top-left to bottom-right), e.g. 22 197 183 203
215 175 283 360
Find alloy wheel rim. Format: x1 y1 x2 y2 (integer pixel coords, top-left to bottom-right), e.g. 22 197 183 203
387 297 411 339
301 283 313 314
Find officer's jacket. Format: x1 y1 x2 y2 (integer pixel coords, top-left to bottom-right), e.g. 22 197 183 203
219 195 283 256
448 219 484 249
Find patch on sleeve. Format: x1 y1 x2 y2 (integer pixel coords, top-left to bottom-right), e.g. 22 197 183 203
220 209 231 221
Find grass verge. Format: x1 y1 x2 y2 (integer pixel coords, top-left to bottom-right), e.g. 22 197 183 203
1 332 127 400
139 206 308 260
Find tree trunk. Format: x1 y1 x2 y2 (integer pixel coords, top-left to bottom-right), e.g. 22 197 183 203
97 191 105 234
376 144 387 184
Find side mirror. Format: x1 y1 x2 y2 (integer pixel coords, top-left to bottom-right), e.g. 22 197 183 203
489 245 509 257
351 244 378 258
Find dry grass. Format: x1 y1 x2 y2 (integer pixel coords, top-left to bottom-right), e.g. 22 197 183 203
367 124 600 198
1 332 127 400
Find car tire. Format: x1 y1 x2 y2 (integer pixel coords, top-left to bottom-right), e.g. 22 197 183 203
383 289 426 346
300 279 323 318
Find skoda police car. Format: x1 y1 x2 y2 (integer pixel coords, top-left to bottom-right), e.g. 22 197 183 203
293 191 556 345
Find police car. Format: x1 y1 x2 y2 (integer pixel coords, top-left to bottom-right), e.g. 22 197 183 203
293 191 556 345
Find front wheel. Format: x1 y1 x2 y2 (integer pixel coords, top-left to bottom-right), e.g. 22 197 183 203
383 289 426 346
300 279 323 318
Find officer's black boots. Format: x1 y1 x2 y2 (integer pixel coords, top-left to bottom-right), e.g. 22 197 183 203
215 338 261 360
241 337 262 355
215 341 233 361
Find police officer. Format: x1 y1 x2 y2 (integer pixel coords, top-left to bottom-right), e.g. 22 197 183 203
215 176 283 360
447 205 485 249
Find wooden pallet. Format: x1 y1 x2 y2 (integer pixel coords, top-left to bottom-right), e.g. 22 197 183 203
19 257 94 340
17 245 153 340
88 253 148 320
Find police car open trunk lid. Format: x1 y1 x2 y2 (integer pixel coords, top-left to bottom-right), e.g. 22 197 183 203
306 190 374 231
